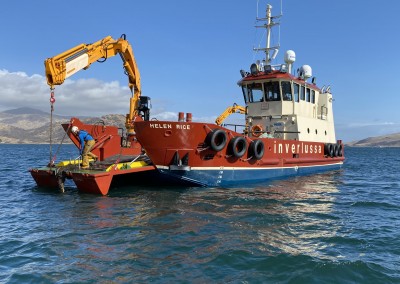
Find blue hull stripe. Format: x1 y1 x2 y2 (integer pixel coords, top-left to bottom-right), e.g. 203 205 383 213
157 162 343 187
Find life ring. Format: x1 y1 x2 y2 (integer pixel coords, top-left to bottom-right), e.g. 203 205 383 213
249 140 264 160
228 136 247 158
251 125 263 137
206 129 227 151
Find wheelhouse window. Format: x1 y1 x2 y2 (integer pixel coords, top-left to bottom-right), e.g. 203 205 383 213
264 81 281 101
311 90 315 104
306 88 311 102
247 83 264 103
243 83 264 103
293 83 300 102
242 85 249 103
300 85 305 101
281 81 292 101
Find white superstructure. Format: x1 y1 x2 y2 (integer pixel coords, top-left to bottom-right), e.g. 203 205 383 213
240 4 337 144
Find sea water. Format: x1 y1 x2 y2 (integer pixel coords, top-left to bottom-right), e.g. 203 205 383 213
0 144 399 283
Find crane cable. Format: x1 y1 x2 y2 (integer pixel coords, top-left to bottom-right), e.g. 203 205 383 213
49 87 55 166
48 88 72 167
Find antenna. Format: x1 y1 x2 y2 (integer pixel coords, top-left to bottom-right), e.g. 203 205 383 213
256 0 259 18
253 3 281 64
279 0 283 46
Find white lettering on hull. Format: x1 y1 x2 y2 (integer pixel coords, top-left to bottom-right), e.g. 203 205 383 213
149 123 191 130
176 124 191 130
150 123 172 129
274 141 322 154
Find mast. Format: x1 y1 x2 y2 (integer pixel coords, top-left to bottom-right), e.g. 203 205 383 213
254 4 281 64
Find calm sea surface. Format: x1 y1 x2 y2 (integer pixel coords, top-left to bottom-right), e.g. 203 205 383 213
0 144 399 283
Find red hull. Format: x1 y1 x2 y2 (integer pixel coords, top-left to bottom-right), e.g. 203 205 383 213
30 165 157 195
133 121 344 187
134 121 344 167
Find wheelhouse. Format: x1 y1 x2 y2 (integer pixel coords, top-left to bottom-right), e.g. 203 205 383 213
238 71 336 143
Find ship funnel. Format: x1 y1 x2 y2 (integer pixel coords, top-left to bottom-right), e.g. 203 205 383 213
284 50 296 73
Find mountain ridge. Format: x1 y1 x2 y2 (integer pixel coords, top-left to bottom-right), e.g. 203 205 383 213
0 107 399 146
345 133 400 147
0 107 125 144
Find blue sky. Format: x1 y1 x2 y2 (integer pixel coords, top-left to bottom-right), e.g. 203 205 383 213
0 0 399 142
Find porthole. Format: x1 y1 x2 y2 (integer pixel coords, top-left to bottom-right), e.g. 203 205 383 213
307 128 310 133
315 129 318 134
325 130 327 135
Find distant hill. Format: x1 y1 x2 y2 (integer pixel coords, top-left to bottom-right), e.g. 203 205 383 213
347 133 400 147
0 107 125 144
2 107 50 115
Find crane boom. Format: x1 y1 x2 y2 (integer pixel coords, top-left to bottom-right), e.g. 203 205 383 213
215 103 247 125
44 34 142 133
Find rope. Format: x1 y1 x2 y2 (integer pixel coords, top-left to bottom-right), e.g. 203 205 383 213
112 146 124 170
49 123 72 166
129 155 141 166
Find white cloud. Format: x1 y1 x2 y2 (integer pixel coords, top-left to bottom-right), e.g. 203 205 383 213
0 69 222 126
0 69 48 108
52 78 132 115
345 121 397 128
0 69 161 117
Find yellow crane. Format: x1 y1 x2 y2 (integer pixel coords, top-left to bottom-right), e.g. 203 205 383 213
215 103 247 125
44 34 144 133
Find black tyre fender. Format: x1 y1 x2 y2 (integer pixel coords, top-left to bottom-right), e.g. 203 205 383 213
324 143 329 155
206 129 228 151
249 139 264 160
228 136 247 158
337 144 343 157
324 143 334 157
334 144 340 157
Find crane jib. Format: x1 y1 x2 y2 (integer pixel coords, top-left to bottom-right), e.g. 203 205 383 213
65 48 89 63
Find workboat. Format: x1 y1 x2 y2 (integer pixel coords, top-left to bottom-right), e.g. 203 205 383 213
133 4 345 187
30 117 154 195
30 35 163 195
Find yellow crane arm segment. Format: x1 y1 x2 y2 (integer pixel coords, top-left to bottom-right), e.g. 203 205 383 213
215 103 247 125
44 34 141 133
